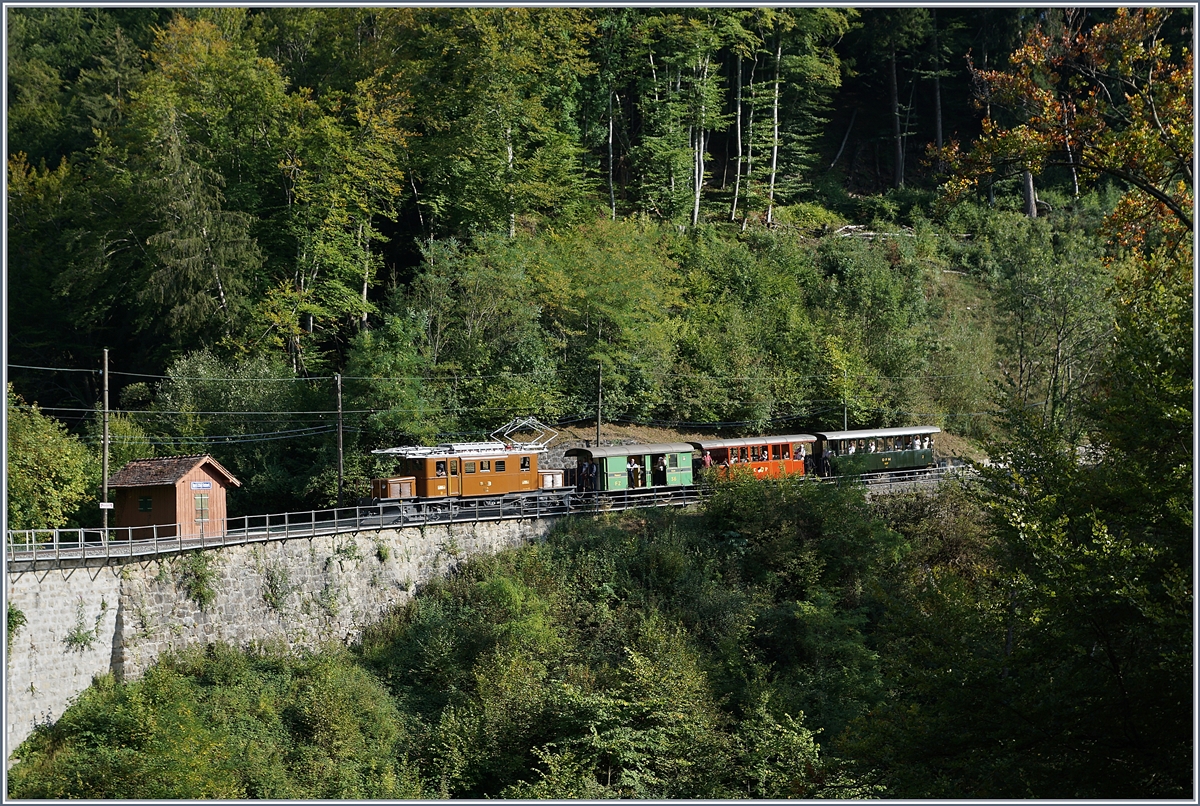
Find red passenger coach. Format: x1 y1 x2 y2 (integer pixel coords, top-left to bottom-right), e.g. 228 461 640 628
688 434 817 479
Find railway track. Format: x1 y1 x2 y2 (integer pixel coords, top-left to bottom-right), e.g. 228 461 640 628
6 466 968 569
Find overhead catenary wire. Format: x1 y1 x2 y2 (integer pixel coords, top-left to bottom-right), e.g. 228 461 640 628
12 362 995 443
10 362 987 384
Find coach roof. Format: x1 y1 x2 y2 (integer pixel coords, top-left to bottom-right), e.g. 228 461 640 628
565 443 695 460
688 434 816 451
814 426 941 441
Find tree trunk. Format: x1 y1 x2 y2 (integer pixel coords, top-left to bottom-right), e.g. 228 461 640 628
608 92 617 219
741 53 758 231
692 55 709 228
902 74 915 185
506 124 516 238
933 10 944 171
766 38 782 225
1062 100 1080 196
890 44 904 189
359 221 370 330
828 108 857 170
730 53 743 221
1023 169 1038 218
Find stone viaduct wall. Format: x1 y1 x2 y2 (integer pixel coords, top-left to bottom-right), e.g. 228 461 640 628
5 516 557 756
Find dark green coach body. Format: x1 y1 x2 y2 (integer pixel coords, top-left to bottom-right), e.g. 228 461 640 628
813 426 940 476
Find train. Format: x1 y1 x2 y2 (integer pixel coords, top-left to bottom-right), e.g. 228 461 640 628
367 419 941 505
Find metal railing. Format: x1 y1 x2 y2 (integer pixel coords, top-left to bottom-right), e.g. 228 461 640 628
5 486 704 566
5 466 966 568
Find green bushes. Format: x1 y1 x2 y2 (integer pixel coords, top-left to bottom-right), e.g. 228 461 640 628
8 644 424 799
178 552 218 610
13 456 1188 797
12 484 900 798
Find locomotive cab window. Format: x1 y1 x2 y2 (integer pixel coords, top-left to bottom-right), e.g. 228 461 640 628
495 460 506 472
521 456 530 471
450 460 459 475
465 462 476 473
480 460 491 472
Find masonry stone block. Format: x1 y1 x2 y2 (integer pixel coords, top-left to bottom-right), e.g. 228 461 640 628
6 516 558 758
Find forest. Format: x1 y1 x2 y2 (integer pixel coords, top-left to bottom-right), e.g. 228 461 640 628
5 6 1194 798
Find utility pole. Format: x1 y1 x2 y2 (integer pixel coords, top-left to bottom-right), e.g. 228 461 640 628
102 348 110 530
843 367 848 431
595 321 603 447
595 360 602 447
336 373 344 507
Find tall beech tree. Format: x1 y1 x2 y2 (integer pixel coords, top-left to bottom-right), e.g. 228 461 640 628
385 8 597 239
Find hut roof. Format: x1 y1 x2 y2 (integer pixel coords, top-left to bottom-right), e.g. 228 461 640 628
107 455 241 488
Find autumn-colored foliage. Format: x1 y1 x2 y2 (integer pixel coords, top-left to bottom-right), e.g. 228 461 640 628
944 8 1193 240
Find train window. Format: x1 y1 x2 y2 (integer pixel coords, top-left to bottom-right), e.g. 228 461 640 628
771 444 781 460
496 460 506 472
450 460 458 476
465 462 476 473
668 453 679 469
739 447 748 462
480 460 491 472
520 456 530 471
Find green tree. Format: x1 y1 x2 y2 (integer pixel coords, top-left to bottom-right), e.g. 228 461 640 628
385 8 597 239
6 385 93 530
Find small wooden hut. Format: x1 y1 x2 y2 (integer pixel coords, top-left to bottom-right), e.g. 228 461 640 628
106 455 241 537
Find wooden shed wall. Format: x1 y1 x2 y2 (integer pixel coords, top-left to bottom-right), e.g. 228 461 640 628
175 463 232 536
114 485 177 537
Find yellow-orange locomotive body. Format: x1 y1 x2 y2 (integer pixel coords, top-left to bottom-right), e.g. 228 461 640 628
372 442 543 500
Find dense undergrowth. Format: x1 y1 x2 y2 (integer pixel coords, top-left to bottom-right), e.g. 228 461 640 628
8 479 940 798
13 440 1189 799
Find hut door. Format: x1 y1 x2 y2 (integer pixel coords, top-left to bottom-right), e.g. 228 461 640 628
448 460 460 496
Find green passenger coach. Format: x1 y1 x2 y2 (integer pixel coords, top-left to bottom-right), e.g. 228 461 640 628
564 443 695 491
813 426 940 476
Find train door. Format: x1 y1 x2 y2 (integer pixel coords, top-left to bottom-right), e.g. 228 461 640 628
651 454 668 486
604 456 625 491
448 459 460 495
430 458 449 497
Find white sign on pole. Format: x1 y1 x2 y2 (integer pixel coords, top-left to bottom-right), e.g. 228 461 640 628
99 502 114 509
